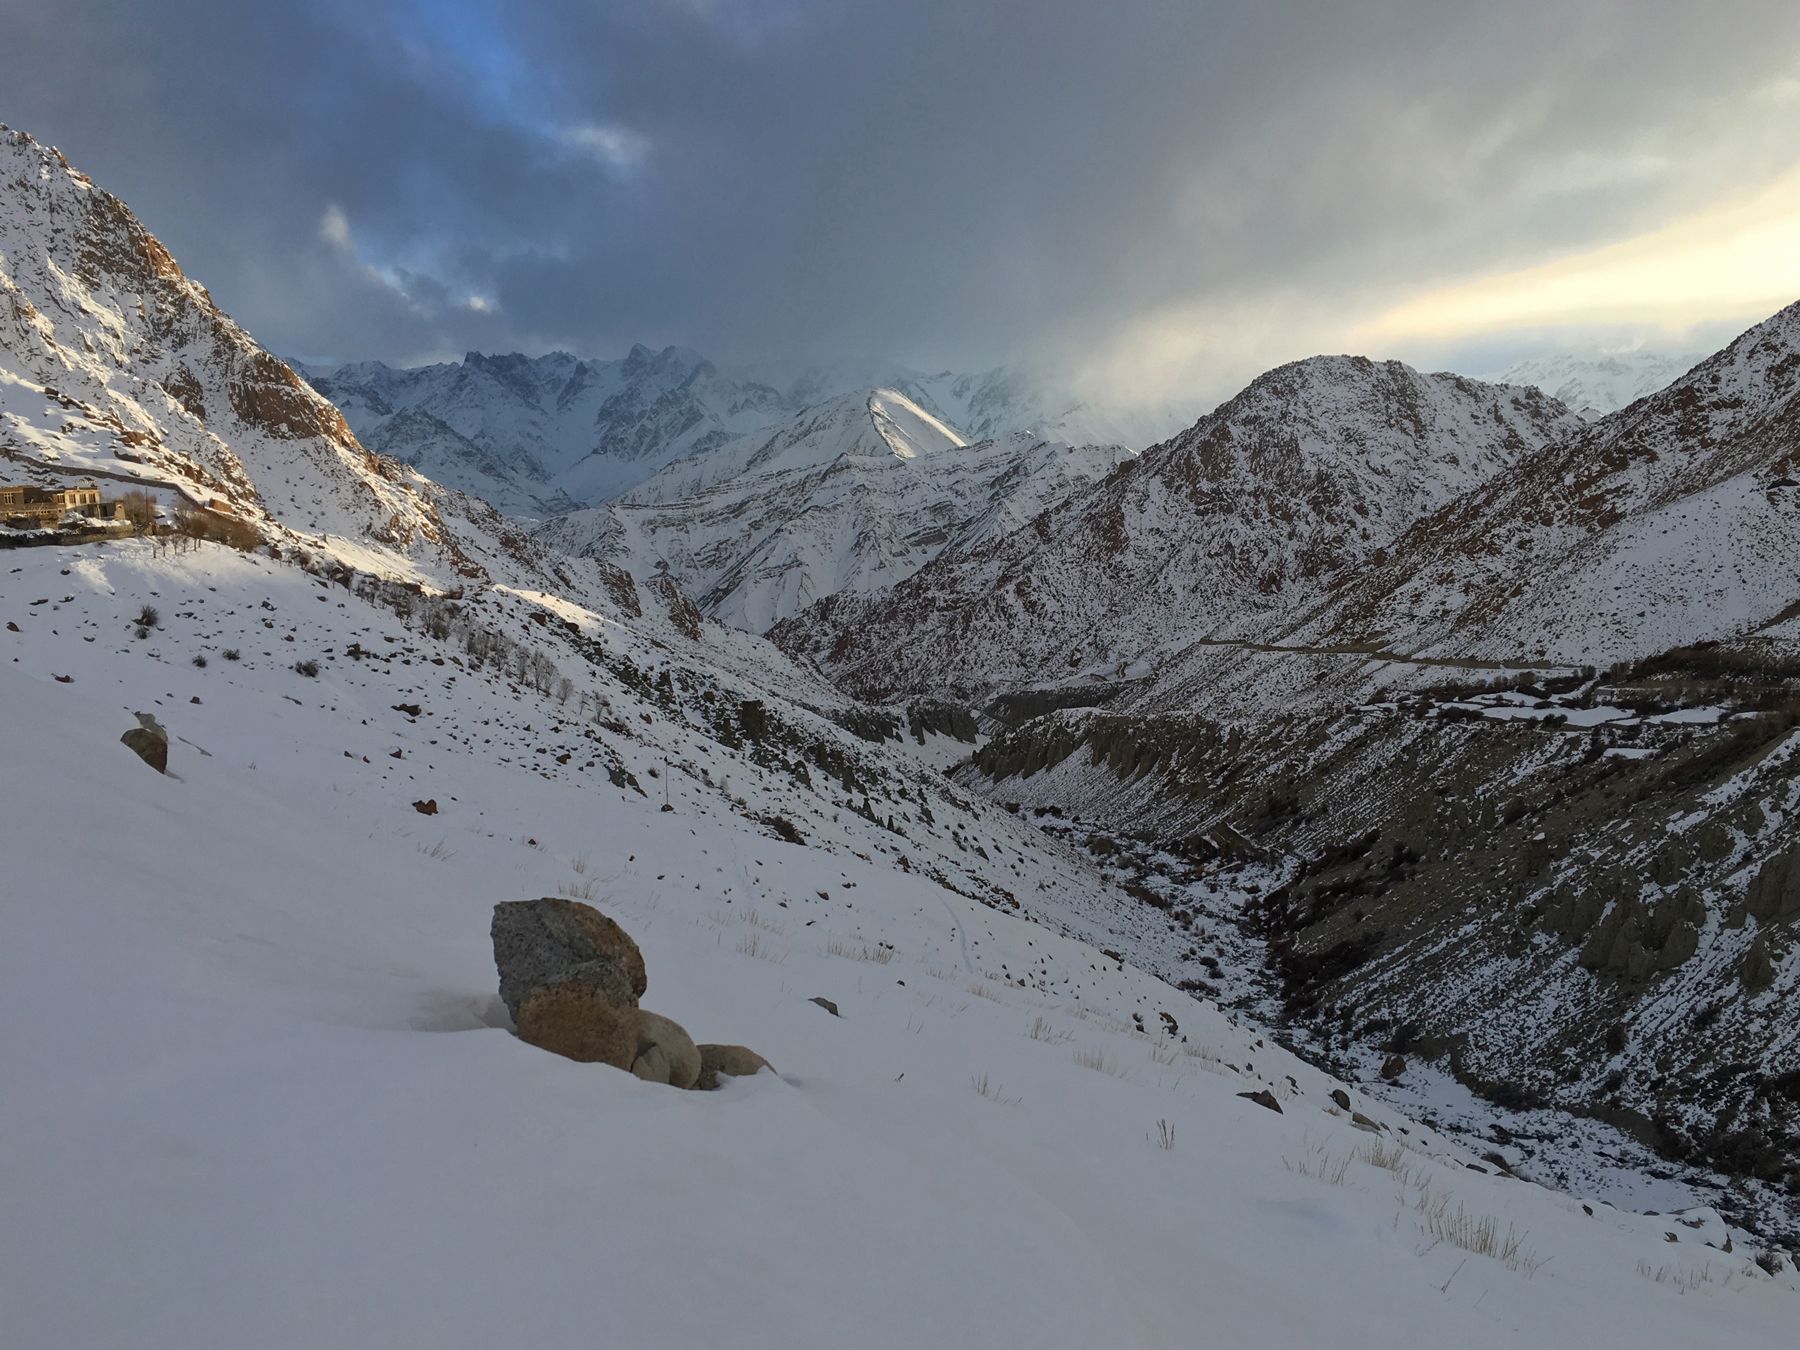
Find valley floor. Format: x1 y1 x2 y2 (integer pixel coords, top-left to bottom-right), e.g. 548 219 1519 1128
3 541 1795 1348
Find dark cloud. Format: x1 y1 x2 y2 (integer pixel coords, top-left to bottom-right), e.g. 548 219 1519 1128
9 0 1800 395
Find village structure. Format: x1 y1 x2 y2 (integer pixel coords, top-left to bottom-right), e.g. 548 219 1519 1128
0 481 129 529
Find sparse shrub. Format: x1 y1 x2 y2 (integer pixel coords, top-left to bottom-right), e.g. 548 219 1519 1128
191 653 208 668
1152 1119 1176 1150
173 504 262 551
135 604 160 629
293 658 321 678
762 814 805 845
222 648 240 661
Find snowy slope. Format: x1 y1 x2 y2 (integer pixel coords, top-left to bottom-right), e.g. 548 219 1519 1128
6 539 1795 1350
534 390 1134 632
778 357 1581 702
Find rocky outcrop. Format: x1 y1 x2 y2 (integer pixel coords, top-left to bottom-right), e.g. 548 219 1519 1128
1739 846 1800 925
1577 891 1705 980
120 713 168 774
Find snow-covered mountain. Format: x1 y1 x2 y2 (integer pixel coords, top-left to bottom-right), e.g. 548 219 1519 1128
874 363 1192 450
776 356 1582 701
298 346 792 511
1308 304 1800 670
300 349 1194 517
0 126 463 570
537 388 1135 631
1488 349 1704 418
771 305 1800 1217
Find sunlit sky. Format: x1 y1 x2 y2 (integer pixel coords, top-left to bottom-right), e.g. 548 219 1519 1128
11 1 1800 405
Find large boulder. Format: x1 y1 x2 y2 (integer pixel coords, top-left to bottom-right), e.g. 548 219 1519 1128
120 712 168 774
492 899 648 1067
631 1010 702 1089
514 976 641 1068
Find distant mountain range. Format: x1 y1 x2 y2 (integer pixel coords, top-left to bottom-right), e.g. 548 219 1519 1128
1489 348 1704 418
537 388 1134 630
297 350 1193 516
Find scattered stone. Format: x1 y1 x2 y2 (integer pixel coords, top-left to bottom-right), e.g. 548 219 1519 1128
52 673 72 684
392 703 421 717
412 798 438 816
1351 1111 1383 1133
1330 1088 1352 1111
120 712 168 774
1379 1054 1407 1080
1237 1088 1282 1113
809 996 840 1017
632 1010 702 1089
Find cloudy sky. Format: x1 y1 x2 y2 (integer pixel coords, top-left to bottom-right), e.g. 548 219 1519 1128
12 0 1800 402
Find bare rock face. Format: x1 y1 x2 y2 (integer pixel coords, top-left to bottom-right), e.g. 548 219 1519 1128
491 899 648 1066
631 1010 701 1089
120 713 168 774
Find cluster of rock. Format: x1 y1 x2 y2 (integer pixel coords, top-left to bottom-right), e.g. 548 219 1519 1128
1539 881 1704 980
491 898 771 1089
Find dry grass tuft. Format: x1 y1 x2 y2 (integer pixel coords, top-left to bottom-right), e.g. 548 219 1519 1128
1074 1047 1126 1078
824 937 894 964
734 931 786 963
971 1073 1020 1105
1285 1140 1353 1185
